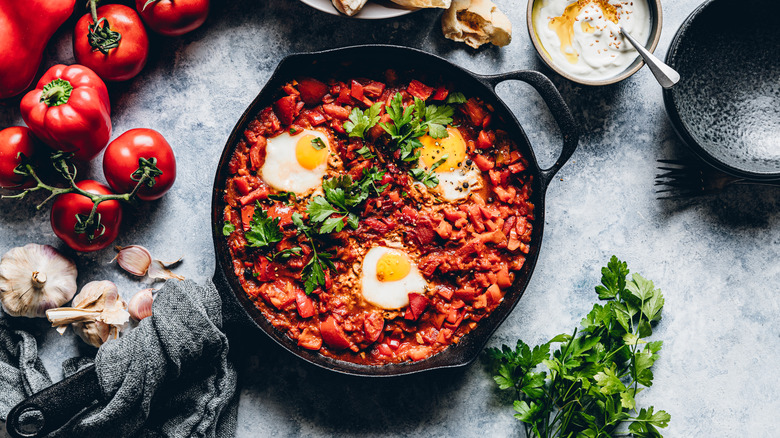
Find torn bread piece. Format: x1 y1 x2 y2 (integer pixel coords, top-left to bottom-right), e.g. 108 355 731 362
332 0 369 16
442 0 512 48
389 0 451 8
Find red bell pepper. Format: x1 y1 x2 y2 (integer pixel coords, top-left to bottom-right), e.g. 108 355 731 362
20 64 112 162
0 0 76 99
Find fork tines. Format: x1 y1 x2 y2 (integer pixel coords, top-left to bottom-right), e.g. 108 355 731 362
654 159 706 199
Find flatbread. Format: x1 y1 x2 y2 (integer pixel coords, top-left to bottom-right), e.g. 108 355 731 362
332 0 369 16
389 0 451 9
441 0 512 48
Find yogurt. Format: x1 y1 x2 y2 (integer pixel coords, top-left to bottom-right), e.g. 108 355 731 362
533 0 651 81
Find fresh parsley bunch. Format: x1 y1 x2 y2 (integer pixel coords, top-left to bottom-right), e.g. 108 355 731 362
487 256 670 438
381 92 454 162
305 168 387 234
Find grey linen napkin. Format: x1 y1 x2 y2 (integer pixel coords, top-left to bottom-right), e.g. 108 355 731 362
0 319 52 420
0 279 239 437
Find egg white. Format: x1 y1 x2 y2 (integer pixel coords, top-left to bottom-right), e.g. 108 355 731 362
360 246 427 310
261 129 329 194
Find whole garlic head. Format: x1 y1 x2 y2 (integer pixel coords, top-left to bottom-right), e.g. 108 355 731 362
47 280 130 348
0 244 78 318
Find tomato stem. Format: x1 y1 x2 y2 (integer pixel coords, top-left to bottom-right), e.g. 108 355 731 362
1 153 162 241
87 0 122 55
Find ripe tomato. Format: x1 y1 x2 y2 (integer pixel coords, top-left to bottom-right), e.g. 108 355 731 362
51 180 123 252
74 5 149 82
0 127 37 188
136 0 209 37
103 129 176 201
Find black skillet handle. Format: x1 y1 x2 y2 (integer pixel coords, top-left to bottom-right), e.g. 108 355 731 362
479 70 580 191
5 364 102 438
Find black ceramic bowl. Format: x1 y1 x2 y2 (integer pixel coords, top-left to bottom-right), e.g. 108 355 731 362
663 0 780 179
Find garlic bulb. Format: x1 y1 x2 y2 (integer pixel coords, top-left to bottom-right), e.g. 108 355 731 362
46 280 130 348
128 288 154 321
0 244 78 317
114 245 184 281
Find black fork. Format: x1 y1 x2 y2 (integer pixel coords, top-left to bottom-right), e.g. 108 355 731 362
655 158 780 199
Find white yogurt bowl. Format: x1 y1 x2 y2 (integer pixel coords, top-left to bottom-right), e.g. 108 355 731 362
527 0 663 86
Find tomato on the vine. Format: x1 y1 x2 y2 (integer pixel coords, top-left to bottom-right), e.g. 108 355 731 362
74 4 149 82
51 180 123 252
103 129 176 201
136 0 210 37
0 127 38 188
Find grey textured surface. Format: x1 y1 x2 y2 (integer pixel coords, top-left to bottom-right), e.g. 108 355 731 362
0 0 779 437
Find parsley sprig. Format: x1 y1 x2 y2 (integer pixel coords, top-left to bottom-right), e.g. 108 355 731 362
245 204 284 249
344 102 383 138
486 256 670 438
305 168 387 234
291 213 335 294
381 93 454 162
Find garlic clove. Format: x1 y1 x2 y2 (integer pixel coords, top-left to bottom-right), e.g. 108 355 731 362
114 245 152 277
0 243 78 318
46 308 103 327
128 288 154 321
47 280 129 348
148 260 185 281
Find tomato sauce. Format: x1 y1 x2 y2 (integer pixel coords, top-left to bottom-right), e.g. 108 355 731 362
222 73 534 365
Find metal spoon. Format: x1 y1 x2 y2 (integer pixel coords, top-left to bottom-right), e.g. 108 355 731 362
609 23 680 88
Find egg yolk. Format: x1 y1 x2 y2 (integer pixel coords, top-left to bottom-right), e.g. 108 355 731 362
295 134 329 170
375 251 411 282
419 127 466 173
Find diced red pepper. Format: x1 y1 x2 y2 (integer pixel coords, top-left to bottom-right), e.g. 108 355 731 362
273 95 299 125
407 80 434 101
387 338 401 350
297 78 328 106
295 289 316 318
407 346 433 361
350 80 364 101
234 177 253 196
305 109 327 126
241 205 255 231
364 312 385 343
462 98 488 127
496 266 513 288
404 293 430 321
362 81 385 99
260 280 297 310
453 287 481 302
239 186 269 205
253 257 276 282
248 136 266 171
431 86 449 101
322 104 350 120
267 204 294 227
508 162 526 173
486 284 503 305
336 88 352 105
320 316 352 350
436 286 455 300
477 130 495 149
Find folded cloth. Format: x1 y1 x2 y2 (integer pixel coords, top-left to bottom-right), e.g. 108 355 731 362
0 319 52 420
53 279 239 438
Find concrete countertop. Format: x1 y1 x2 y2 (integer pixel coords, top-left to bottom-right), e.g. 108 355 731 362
1 0 778 436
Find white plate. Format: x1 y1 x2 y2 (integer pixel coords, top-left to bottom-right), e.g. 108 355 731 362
300 0 416 19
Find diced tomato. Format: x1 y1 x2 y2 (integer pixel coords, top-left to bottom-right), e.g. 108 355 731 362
364 312 385 343
433 313 447 329
249 136 267 171
436 286 455 300
376 343 394 357
410 217 436 246
473 294 488 309
320 316 352 350
508 162 526 173
398 206 418 225
241 205 255 231
260 280 297 310
273 95 299 125
407 80 434 101
283 83 299 96
496 266 513 288
431 86 449 101
467 205 485 232
434 219 453 239
404 293 431 321
478 130 495 149
295 289 316 318
407 345 433 361
322 104 350 120
304 109 327 126
363 217 394 234
493 185 516 203
453 287 481 302
297 327 322 350
267 204 294 227
337 88 352 105
486 284 503 305
297 78 328 106
462 98 488 127
473 154 495 171
239 186 269 205
363 81 386 99
387 338 401 350
253 256 276 282
234 177 253 196
437 328 453 344
368 113 391 140
330 120 346 134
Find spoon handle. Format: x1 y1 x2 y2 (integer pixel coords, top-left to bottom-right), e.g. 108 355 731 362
621 27 681 89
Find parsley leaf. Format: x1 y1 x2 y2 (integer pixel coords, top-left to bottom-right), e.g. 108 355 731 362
445 92 466 104
292 212 335 294
268 191 296 204
311 137 326 150
356 145 375 159
485 256 670 438
222 221 235 236
380 92 456 163
343 102 383 138
266 246 302 262
409 168 439 188
245 204 284 249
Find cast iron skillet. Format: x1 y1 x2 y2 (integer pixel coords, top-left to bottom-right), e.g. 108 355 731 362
5 45 578 437
663 0 780 179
